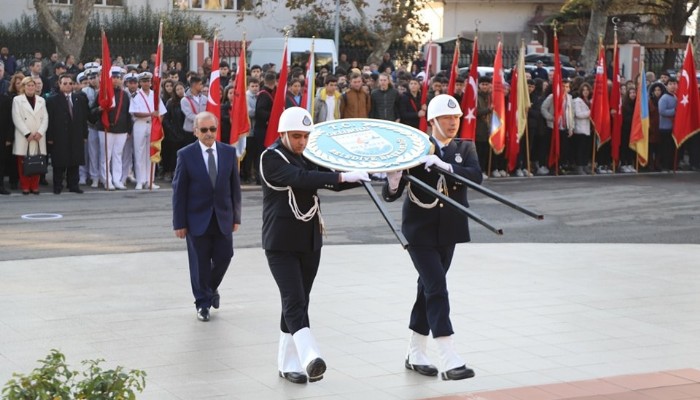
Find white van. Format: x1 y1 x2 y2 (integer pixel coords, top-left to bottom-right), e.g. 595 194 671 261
248 37 337 73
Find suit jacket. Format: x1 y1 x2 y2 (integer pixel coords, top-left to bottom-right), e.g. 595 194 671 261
261 139 357 252
383 138 482 246
12 94 48 156
46 92 89 168
172 141 242 237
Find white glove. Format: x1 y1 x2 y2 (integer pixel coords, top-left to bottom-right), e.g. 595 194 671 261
387 171 403 192
421 155 453 172
341 170 370 183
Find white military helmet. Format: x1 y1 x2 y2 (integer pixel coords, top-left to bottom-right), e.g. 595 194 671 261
278 106 314 133
427 94 463 121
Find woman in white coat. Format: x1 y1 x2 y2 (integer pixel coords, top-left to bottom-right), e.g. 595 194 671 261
12 76 48 194
572 82 592 175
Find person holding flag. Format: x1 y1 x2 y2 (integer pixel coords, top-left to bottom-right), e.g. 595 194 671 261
129 71 166 190
629 61 650 168
95 66 131 190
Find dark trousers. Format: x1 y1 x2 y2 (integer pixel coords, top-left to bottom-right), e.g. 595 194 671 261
660 129 675 170
572 134 591 167
247 134 265 183
53 165 80 191
185 215 233 309
475 141 489 172
407 244 456 338
535 129 552 168
3 145 18 187
265 249 322 335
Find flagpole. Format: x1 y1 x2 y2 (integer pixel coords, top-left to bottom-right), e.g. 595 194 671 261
591 36 603 176
150 20 163 191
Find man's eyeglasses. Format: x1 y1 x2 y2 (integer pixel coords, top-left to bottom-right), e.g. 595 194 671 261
198 126 217 133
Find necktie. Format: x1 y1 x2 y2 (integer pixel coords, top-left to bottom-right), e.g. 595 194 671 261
66 95 73 118
206 148 217 187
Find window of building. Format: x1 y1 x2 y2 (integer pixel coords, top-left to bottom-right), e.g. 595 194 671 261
174 0 252 11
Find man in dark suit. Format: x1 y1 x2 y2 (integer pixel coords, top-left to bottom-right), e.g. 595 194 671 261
46 74 89 194
260 107 369 384
383 94 482 381
172 111 242 322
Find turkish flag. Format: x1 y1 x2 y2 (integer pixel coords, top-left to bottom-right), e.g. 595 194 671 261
206 36 222 141
460 37 478 140
673 39 700 148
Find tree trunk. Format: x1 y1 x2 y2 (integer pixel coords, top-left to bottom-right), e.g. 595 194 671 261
579 0 611 71
34 0 94 60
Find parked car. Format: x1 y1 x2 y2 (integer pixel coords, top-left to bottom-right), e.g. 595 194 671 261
458 66 494 78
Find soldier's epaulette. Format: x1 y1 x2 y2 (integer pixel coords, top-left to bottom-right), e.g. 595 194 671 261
268 141 280 150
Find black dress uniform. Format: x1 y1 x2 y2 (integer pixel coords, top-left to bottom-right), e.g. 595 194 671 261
261 137 359 384
261 138 356 332
383 137 482 338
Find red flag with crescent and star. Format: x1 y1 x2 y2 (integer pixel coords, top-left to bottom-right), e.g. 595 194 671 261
206 35 222 141
460 36 478 140
673 39 700 148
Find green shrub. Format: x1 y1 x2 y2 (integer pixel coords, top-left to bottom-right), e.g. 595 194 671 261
2 349 146 400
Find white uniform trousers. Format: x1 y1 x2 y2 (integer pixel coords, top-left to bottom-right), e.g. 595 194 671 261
80 126 100 183
122 131 134 183
132 120 153 185
98 131 127 189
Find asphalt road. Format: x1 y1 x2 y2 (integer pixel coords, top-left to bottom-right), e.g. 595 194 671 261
1 172 699 261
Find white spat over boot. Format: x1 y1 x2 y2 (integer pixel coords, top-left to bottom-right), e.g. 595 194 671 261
278 332 307 384
292 327 326 382
404 331 438 376
435 335 475 381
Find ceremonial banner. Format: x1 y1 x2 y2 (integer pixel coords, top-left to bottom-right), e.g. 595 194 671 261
629 60 649 166
304 119 432 172
419 42 433 132
489 41 506 154
447 40 460 96
230 39 250 145
673 39 700 147
150 21 164 163
460 36 478 140
99 31 114 132
548 32 563 169
591 43 611 148
610 36 622 160
301 39 315 114
206 35 222 141
265 41 289 147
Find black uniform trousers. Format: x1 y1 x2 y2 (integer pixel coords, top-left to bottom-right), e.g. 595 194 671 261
185 214 233 309
407 244 456 338
265 249 321 335
52 165 80 191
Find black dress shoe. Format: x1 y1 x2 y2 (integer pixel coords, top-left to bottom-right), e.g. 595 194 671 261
0 187 9 195
405 358 438 376
440 365 475 381
31 190 40 195
22 191 30 195
305 357 326 381
53 188 62 195
196 307 210 322
278 371 307 384
69 188 84 194
211 291 220 309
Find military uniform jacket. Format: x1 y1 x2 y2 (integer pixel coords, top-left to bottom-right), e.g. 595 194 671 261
383 138 482 246
261 139 356 252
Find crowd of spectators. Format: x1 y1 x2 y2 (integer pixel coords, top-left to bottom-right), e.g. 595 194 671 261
2 45 699 196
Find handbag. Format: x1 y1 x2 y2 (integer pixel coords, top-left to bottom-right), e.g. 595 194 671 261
23 141 48 176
